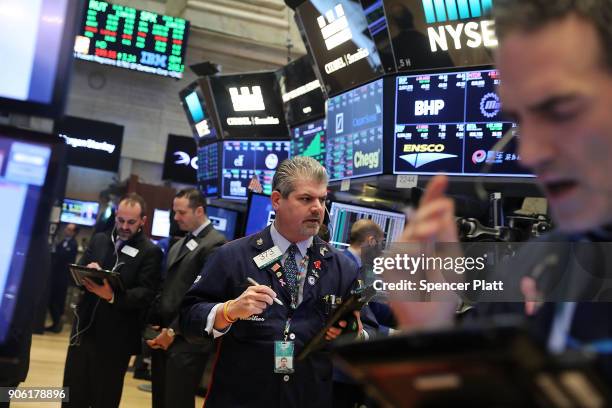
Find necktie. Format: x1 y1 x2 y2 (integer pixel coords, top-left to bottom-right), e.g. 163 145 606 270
115 238 124 253
285 244 299 306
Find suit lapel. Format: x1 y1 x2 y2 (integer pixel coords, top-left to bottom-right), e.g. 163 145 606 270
249 227 293 305
301 237 332 304
166 236 186 270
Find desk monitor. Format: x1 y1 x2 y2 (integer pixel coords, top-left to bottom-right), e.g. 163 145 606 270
244 193 275 236
207 205 239 241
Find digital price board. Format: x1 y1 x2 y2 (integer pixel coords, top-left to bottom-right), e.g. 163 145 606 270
74 0 190 78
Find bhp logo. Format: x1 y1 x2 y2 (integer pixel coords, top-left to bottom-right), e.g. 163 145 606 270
422 0 493 24
229 86 265 112
415 100 445 116
317 4 353 50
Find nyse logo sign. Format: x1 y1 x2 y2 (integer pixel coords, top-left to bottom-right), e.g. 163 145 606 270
421 0 498 52
174 151 198 170
229 86 266 112
415 100 445 116
317 4 352 51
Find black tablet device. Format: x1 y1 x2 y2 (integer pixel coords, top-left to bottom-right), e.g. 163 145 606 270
69 264 124 291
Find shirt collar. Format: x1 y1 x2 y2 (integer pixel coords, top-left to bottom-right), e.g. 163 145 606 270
190 219 211 238
346 246 362 267
270 222 312 257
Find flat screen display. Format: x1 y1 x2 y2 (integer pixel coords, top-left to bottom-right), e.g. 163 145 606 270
204 72 289 140
196 142 219 198
244 193 275 236
296 0 385 97
60 199 100 227
54 115 123 172
179 81 217 141
291 118 326 165
393 68 533 177
207 206 239 241
276 55 325 127
73 0 189 78
325 78 384 181
328 201 405 249
0 128 56 343
162 134 197 184
380 0 496 71
221 141 290 200
0 0 82 117
151 209 170 238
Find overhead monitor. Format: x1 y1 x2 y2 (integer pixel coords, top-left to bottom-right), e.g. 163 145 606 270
244 193 275 236
0 125 62 344
328 201 406 249
202 72 290 140
0 0 82 118
60 199 100 227
73 0 190 78
325 78 384 181
206 206 239 241
221 140 290 200
291 118 326 165
393 68 534 177
276 55 325 127
196 141 220 198
368 0 497 72
178 81 218 141
295 0 385 97
162 134 197 184
54 115 123 173
151 209 170 238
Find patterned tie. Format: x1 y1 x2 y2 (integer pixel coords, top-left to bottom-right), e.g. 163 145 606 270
285 244 299 306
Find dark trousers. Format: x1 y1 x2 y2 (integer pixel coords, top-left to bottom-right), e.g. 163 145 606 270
151 339 209 408
62 335 131 408
48 268 69 326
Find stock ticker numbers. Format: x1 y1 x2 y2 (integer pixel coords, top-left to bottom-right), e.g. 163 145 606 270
74 0 189 78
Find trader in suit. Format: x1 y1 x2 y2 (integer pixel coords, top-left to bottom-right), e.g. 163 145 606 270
62 193 162 408
391 0 612 384
180 156 368 408
147 188 226 408
46 223 79 333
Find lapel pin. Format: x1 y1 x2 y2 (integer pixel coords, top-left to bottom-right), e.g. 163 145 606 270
256 238 263 246
320 247 328 256
308 276 316 286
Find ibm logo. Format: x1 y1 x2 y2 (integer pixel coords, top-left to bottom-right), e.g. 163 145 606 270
229 86 265 112
422 0 493 24
317 4 353 51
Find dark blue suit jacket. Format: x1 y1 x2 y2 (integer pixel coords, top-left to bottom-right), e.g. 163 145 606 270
180 226 361 408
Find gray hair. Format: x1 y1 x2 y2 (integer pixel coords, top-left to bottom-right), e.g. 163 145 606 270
272 157 328 198
493 0 612 70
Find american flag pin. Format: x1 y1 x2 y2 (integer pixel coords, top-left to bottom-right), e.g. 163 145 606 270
272 263 281 272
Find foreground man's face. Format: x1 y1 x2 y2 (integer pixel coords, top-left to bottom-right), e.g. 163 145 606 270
498 14 612 232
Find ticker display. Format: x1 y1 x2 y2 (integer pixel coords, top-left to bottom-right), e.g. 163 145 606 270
291 119 326 165
326 78 384 181
221 141 290 200
197 142 220 198
393 69 533 177
74 0 189 78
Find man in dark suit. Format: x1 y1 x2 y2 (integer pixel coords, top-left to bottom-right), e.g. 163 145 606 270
46 223 79 333
180 157 369 407
62 193 162 408
392 0 612 385
147 188 226 408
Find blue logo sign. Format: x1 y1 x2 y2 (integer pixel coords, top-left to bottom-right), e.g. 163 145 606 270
422 0 493 24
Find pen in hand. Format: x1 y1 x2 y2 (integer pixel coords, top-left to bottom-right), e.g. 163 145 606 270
247 277 284 306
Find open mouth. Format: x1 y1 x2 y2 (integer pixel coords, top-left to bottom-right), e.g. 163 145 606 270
544 180 578 199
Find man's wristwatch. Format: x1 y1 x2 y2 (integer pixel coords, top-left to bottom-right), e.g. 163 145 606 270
167 328 176 338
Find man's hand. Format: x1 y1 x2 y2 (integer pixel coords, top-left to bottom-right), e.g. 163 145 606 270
214 284 278 330
391 175 459 331
399 175 458 243
325 310 363 341
146 328 175 350
86 262 101 270
82 277 114 302
227 285 278 320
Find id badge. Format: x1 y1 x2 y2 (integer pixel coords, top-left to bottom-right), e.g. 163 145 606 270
274 341 294 374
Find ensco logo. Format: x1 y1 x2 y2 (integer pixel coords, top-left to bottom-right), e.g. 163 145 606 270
479 92 501 118
400 144 457 168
